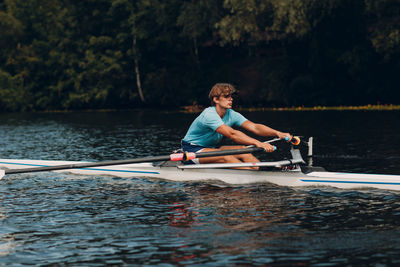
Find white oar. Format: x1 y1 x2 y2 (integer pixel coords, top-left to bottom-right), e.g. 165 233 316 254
0 137 298 179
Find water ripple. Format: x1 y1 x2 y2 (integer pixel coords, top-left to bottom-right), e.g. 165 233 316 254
0 111 399 265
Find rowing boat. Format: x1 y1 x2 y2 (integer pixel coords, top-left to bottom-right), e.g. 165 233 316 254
1 148 400 191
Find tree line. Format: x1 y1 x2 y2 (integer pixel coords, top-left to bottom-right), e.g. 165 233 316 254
0 0 399 111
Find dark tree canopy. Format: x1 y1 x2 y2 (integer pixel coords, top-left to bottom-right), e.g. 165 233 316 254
0 0 399 111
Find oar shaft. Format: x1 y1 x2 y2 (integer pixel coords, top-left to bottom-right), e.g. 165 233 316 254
4 155 172 175
3 146 264 175
0 137 288 178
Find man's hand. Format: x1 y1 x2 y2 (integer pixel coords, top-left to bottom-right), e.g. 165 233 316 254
276 131 292 141
256 142 275 152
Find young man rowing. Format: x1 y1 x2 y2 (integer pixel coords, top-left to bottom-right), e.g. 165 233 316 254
181 83 292 168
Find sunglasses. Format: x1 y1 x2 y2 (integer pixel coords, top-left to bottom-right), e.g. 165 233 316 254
220 94 233 98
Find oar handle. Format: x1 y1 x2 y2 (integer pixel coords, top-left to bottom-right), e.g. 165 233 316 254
174 137 300 162
248 136 300 150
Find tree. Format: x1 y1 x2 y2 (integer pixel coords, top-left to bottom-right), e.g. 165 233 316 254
177 0 222 60
365 0 400 60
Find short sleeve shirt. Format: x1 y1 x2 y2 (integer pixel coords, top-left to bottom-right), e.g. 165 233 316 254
182 107 247 147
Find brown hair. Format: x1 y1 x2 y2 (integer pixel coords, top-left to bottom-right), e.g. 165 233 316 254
208 83 236 105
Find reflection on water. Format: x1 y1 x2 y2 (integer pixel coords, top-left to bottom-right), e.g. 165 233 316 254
0 110 399 265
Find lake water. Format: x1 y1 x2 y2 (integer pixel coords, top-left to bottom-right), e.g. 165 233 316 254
0 110 399 266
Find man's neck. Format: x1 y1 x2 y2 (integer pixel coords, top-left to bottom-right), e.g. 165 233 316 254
215 105 227 118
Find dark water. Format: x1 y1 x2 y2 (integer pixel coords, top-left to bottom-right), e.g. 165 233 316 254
0 110 399 266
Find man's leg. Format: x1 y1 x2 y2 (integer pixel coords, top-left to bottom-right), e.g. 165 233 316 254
198 146 259 170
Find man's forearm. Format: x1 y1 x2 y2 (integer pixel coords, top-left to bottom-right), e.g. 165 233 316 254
253 124 280 137
229 129 263 146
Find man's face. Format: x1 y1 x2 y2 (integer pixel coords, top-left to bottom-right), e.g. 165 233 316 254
214 93 233 109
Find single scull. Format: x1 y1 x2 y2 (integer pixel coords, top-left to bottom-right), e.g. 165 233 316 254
0 141 399 191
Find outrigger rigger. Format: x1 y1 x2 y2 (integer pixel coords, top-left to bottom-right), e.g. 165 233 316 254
0 137 400 191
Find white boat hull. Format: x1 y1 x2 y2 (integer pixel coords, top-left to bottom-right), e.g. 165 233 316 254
1 158 400 191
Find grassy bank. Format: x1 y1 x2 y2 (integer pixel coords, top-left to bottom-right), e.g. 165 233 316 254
238 104 400 112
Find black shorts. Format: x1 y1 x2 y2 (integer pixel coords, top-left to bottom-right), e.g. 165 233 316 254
181 140 207 153
181 140 210 164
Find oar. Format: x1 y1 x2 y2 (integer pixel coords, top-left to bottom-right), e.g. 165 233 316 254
0 136 300 179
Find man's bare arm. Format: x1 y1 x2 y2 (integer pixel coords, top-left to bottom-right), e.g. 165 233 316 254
241 120 291 140
216 124 275 152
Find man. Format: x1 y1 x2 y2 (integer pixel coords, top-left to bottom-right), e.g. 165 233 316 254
181 83 292 167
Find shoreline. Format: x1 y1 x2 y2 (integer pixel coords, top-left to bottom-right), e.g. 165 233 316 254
237 104 400 112
1 104 399 114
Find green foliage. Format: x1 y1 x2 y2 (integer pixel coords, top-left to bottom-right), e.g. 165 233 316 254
0 70 30 111
0 0 398 111
0 10 23 50
365 0 400 60
216 0 272 45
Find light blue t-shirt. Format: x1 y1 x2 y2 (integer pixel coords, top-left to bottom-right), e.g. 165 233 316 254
182 107 247 147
